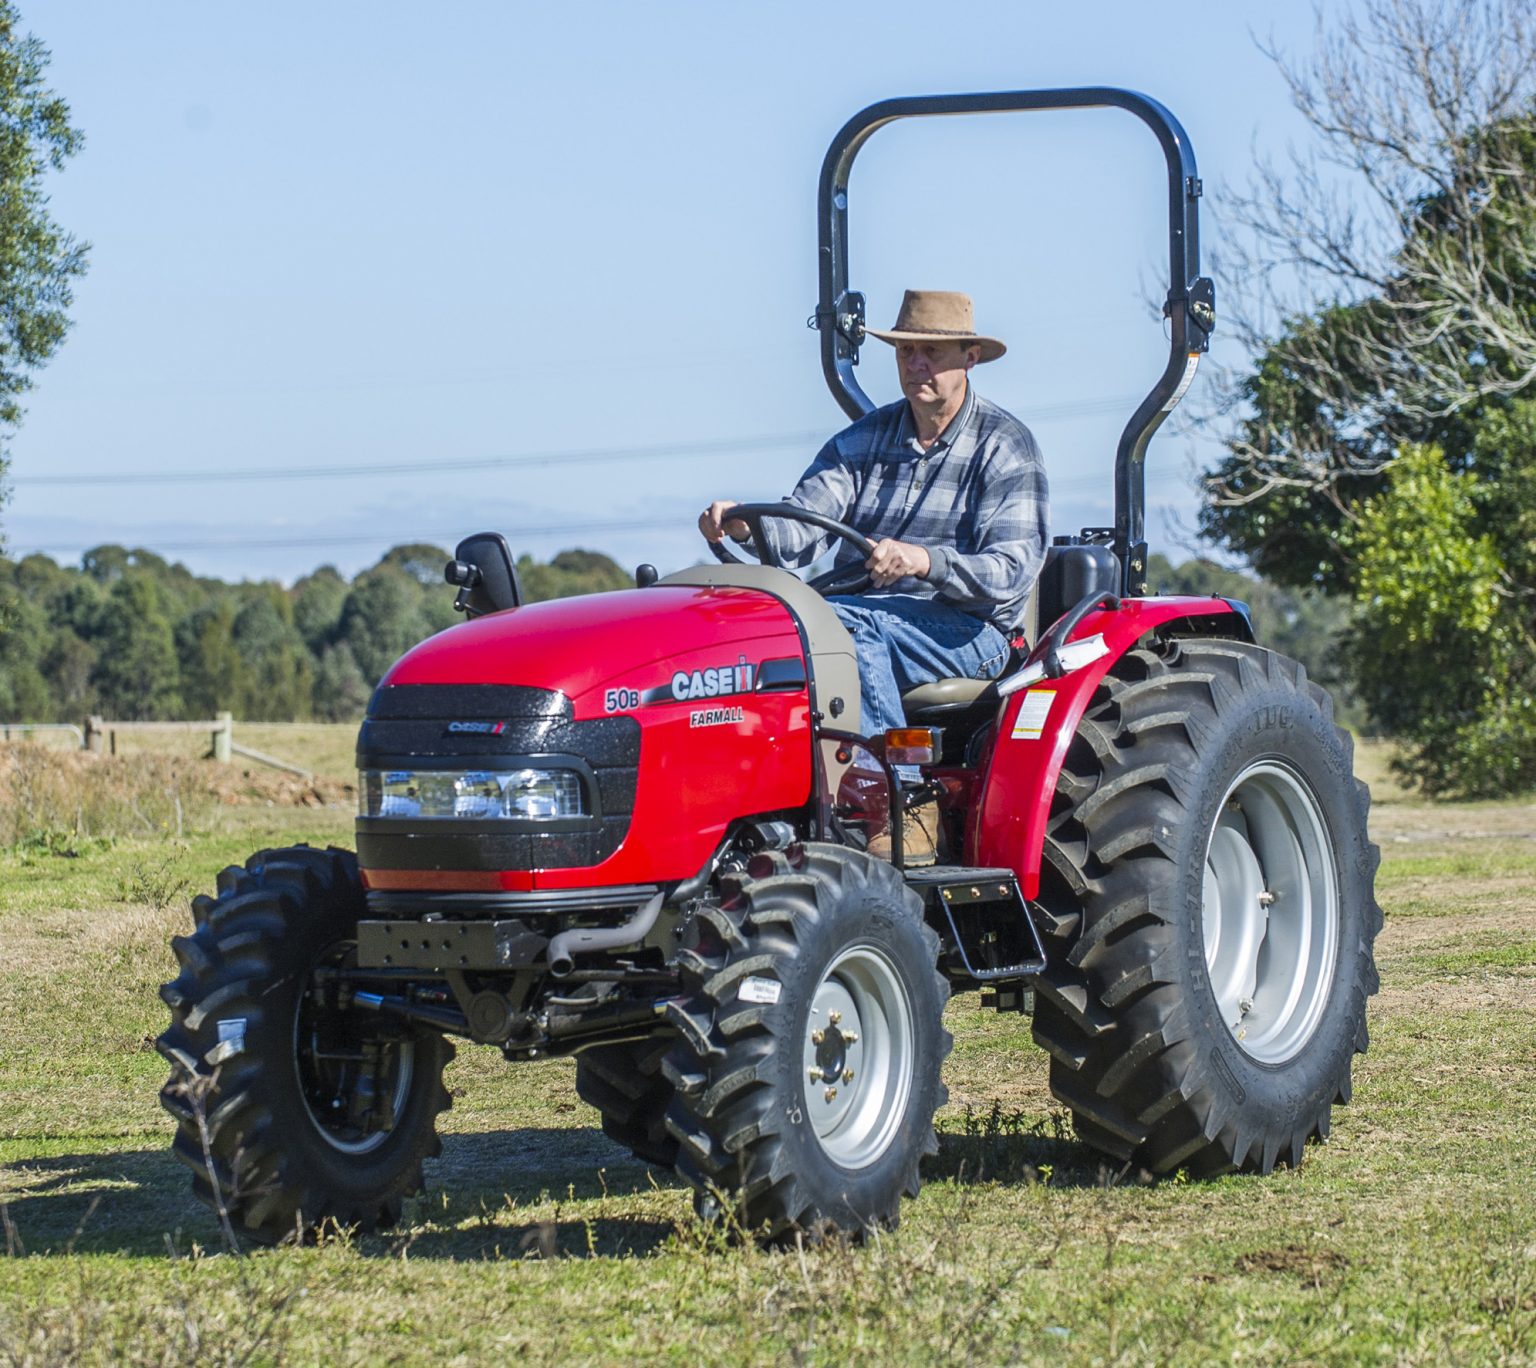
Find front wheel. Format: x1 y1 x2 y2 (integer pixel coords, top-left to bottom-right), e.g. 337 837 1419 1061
157 846 454 1243
663 844 949 1241
1032 640 1381 1176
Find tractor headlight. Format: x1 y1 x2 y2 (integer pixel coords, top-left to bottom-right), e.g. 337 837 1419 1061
360 768 587 821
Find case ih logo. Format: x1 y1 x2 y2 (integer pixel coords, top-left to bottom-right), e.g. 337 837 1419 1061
667 655 755 702
638 655 757 706
445 720 507 734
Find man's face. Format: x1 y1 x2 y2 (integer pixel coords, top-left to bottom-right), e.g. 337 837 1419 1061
896 339 979 409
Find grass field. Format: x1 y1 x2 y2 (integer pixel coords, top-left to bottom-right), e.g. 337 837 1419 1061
0 730 1533 1365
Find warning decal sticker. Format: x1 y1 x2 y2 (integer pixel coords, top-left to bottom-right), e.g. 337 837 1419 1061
1010 688 1056 741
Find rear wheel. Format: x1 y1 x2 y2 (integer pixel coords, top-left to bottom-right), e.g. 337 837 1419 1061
575 1037 678 1167
1032 639 1381 1175
663 844 949 1241
157 846 453 1243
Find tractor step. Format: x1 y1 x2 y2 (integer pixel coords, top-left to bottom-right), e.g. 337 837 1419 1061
980 984 1036 1014
903 867 1047 982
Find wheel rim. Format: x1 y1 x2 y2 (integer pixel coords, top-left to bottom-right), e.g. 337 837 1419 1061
1202 762 1340 1065
802 943 915 1169
294 946 416 1154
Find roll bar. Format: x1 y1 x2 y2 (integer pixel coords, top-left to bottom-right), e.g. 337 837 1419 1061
811 88 1215 597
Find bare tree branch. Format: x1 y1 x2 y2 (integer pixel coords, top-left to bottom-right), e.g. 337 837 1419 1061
1204 0 1536 519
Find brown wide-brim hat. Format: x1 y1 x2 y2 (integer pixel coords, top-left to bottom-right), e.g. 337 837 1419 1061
865 289 1006 363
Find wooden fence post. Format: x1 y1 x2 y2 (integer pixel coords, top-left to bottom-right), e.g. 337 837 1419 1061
213 712 233 763
85 715 106 754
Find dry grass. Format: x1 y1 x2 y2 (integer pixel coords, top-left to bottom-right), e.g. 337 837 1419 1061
0 742 354 852
93 721 358 785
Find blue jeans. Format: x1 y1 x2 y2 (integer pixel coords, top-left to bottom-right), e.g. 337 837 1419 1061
828 594 1009 782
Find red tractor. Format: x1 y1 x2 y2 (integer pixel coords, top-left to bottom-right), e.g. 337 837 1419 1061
158 87 1380 1243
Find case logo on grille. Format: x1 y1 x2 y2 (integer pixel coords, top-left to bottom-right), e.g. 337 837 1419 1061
445 720 507 734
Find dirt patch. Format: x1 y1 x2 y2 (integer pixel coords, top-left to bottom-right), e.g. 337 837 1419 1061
1375 976 1536 1016
1233 1245 1349 1281
1372 801 1536 842
1379 908 1536 955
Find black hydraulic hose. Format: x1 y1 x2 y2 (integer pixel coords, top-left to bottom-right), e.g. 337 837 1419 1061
546 890 665 977
668 845 727 906
1039 590 1122 679
545 997 670 1042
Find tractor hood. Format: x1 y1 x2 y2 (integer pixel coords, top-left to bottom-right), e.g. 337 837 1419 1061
359 580 818 889
380 584 806 714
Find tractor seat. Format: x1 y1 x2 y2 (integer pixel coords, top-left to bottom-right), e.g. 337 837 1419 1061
899 635 1028 724
900 677 994 716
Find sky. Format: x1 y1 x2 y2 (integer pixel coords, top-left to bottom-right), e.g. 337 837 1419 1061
4 1 1327 586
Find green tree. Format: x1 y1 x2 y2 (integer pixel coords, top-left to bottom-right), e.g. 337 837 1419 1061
292 565 349 652
1200 3 1536 591
231 587 312 720
337 565 431 687
312 642 371 721
0 579 50 716
518 548 630 602
1197 1 1536 792
1344 445 1535 795
379 542 452 588
1149 553 1359 724
40 628 94 719
90 575 182 719
0 4 87 546
177 598 246 719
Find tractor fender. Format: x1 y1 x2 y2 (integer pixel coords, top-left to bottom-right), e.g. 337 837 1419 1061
969 596 1250 897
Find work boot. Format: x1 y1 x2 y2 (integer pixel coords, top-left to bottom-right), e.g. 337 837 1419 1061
867 800 941 867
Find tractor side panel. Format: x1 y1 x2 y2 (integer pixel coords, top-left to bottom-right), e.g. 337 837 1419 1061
544 638 812 888
969 597 1241 898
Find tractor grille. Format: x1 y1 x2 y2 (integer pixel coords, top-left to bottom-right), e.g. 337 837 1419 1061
355 684 640 871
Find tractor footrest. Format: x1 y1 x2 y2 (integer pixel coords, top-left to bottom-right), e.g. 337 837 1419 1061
980 984 1036 1014
905 867 1047 982
356 918 548 972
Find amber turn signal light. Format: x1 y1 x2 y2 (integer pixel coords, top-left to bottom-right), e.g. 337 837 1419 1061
883 727 943 766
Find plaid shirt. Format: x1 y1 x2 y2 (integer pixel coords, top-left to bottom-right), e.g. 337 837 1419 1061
757 384 1049 630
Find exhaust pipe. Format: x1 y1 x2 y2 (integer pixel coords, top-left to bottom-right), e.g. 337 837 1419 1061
546 891 665 977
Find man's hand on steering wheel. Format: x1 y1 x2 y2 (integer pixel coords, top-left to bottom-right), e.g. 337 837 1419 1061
866 538 931 587
698 500 750 544
699 501 932 598
700 501 927 586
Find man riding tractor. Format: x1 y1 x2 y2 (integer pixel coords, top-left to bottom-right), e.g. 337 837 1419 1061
700 289 1049 863
156 87 1381 1250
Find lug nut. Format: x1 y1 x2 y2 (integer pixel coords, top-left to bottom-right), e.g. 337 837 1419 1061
824 1087 838 1102
828 1010 841 1026
841 1031 858 1045
811 1029 825 1046
1258 890 1277 906
842 1068 854 1084
809 1068 822 1082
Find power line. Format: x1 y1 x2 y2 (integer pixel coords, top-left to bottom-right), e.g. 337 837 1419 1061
10 432 827 488
10 392 1148 488
19 518 686 556
17 478 1199 558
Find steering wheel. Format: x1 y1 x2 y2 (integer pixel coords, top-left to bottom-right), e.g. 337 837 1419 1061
708 503 875 597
